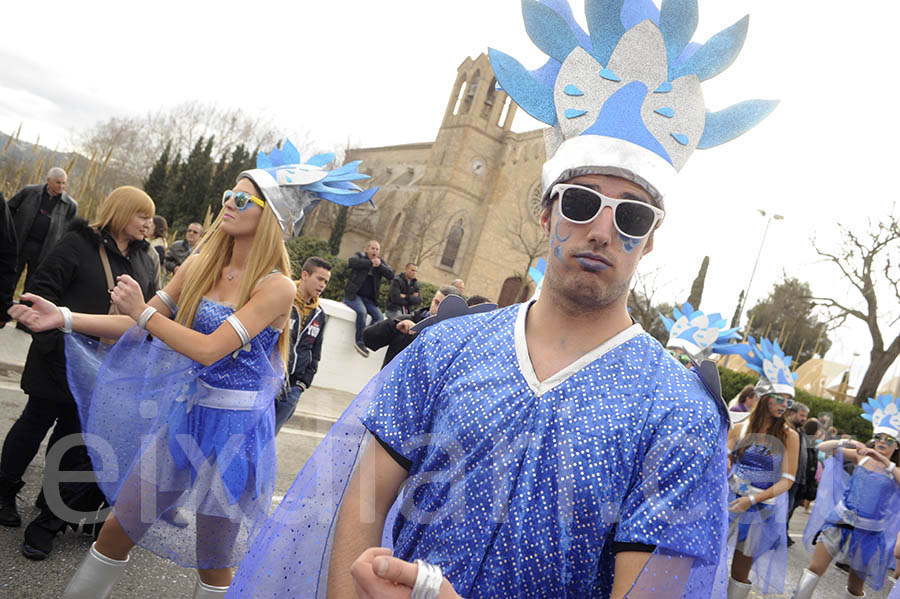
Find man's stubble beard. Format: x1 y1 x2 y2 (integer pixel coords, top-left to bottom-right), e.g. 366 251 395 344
544 264 632 317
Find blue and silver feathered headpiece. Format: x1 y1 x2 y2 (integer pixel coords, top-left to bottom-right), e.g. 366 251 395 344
724 336 798 398
489 0 778 205
660 302 740 361
239 139 378 239
862 394 900 438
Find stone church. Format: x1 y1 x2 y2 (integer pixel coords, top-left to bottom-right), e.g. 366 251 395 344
303 53 549 305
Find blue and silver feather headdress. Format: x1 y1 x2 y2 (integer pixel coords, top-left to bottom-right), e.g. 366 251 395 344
489 0 778 205
239 139 378 239
660 302 740 361
724 336 798 398
862 394 900 438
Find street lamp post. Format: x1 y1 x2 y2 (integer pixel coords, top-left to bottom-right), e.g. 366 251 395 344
735 210 784 330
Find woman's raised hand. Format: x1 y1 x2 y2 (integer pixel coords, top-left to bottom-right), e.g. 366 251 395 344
7 293 64 332
110 274 146 320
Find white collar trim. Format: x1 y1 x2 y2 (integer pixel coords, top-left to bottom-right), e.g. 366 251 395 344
514 300 644 396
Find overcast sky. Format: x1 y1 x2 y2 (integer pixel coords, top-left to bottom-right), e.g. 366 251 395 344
2 0 898 391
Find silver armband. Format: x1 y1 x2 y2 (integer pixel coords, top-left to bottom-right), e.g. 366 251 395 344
155 290 177 315
412 559 443 599
137 306 158 329
57 306 73 334
226 314 252 357
782 473 796 482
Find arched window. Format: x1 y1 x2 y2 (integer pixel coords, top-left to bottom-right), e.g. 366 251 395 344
498 96 513 128
482 77 497 118
453 77 468 116
440 219 464 269
461 70 480 114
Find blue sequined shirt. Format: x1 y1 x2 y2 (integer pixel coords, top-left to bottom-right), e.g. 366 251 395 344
362 302 728 598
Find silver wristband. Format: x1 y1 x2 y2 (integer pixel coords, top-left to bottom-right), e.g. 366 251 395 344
57 306 73 334
155 290 178 315
137 306 158 329
412 559 443 599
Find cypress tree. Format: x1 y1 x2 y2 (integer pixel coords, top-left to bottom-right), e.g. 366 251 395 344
329 206 349 255
686 255 709 309
143 141 171 207
730 290 744 329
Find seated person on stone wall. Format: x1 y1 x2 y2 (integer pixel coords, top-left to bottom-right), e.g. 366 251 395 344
363 285 460 369
342 239 393 358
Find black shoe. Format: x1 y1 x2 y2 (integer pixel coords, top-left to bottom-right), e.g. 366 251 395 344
22 510 66 560
0 478 24 527
354 342 370 357
786 536 795 547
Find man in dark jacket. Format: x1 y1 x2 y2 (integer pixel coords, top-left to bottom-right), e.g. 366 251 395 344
163 222 203 273
343 240 393 357
363 285 461 368
0 192 18 328
0 217 157 559
8 167 78 292
385 262 421 319
274 257 332 433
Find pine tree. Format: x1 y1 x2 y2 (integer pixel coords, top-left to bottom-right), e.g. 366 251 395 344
686 256 709 309
143 141 171 203
171 136 215 228
329 206 349 255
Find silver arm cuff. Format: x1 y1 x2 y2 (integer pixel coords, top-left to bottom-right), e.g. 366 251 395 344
155 290 178 315
137 306 158 329
226 314 252 357
412 559 443 599
782 472 796 482
57 306 73 334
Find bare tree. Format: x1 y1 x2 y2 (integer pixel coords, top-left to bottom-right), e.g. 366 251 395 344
504 198 548 301
403 192 449 266
73 101 308 184
627 266 673 344
810 215 900 405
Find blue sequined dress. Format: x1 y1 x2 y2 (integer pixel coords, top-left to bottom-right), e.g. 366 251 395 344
805 451 900 592
65 298 283 569
727 439 789 594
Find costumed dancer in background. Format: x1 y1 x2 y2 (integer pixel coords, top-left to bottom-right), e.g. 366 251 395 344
7 140 377 599
660 302 741 368
796 394 900 599
227 0 778 597
722 337 799 598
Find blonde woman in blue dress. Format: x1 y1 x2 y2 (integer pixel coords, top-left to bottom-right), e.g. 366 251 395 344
8 141 377 598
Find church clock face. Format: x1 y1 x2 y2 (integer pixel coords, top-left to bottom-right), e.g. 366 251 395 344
471 158 486 176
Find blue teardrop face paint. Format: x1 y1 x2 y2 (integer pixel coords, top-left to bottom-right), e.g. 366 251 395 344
552 204 572 263
618 231 642 253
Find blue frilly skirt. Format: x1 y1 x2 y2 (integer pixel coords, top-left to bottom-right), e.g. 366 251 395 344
65 326 281 569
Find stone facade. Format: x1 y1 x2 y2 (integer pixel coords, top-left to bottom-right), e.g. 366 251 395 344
304 54 548 304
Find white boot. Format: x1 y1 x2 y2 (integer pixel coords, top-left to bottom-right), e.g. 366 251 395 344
845 588 865 598
194 577 229 598
62 542 130 598
792 569 820 599
727 576 752 599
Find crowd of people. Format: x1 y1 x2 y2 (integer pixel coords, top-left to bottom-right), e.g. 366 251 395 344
0 1 898 598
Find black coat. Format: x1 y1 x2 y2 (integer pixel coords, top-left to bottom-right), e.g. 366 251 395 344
363 307 430 369
0 193 17 323
8 184 78 264
20 219 158 404
344 252 394 300
286 304 327 389
386 275 422 314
